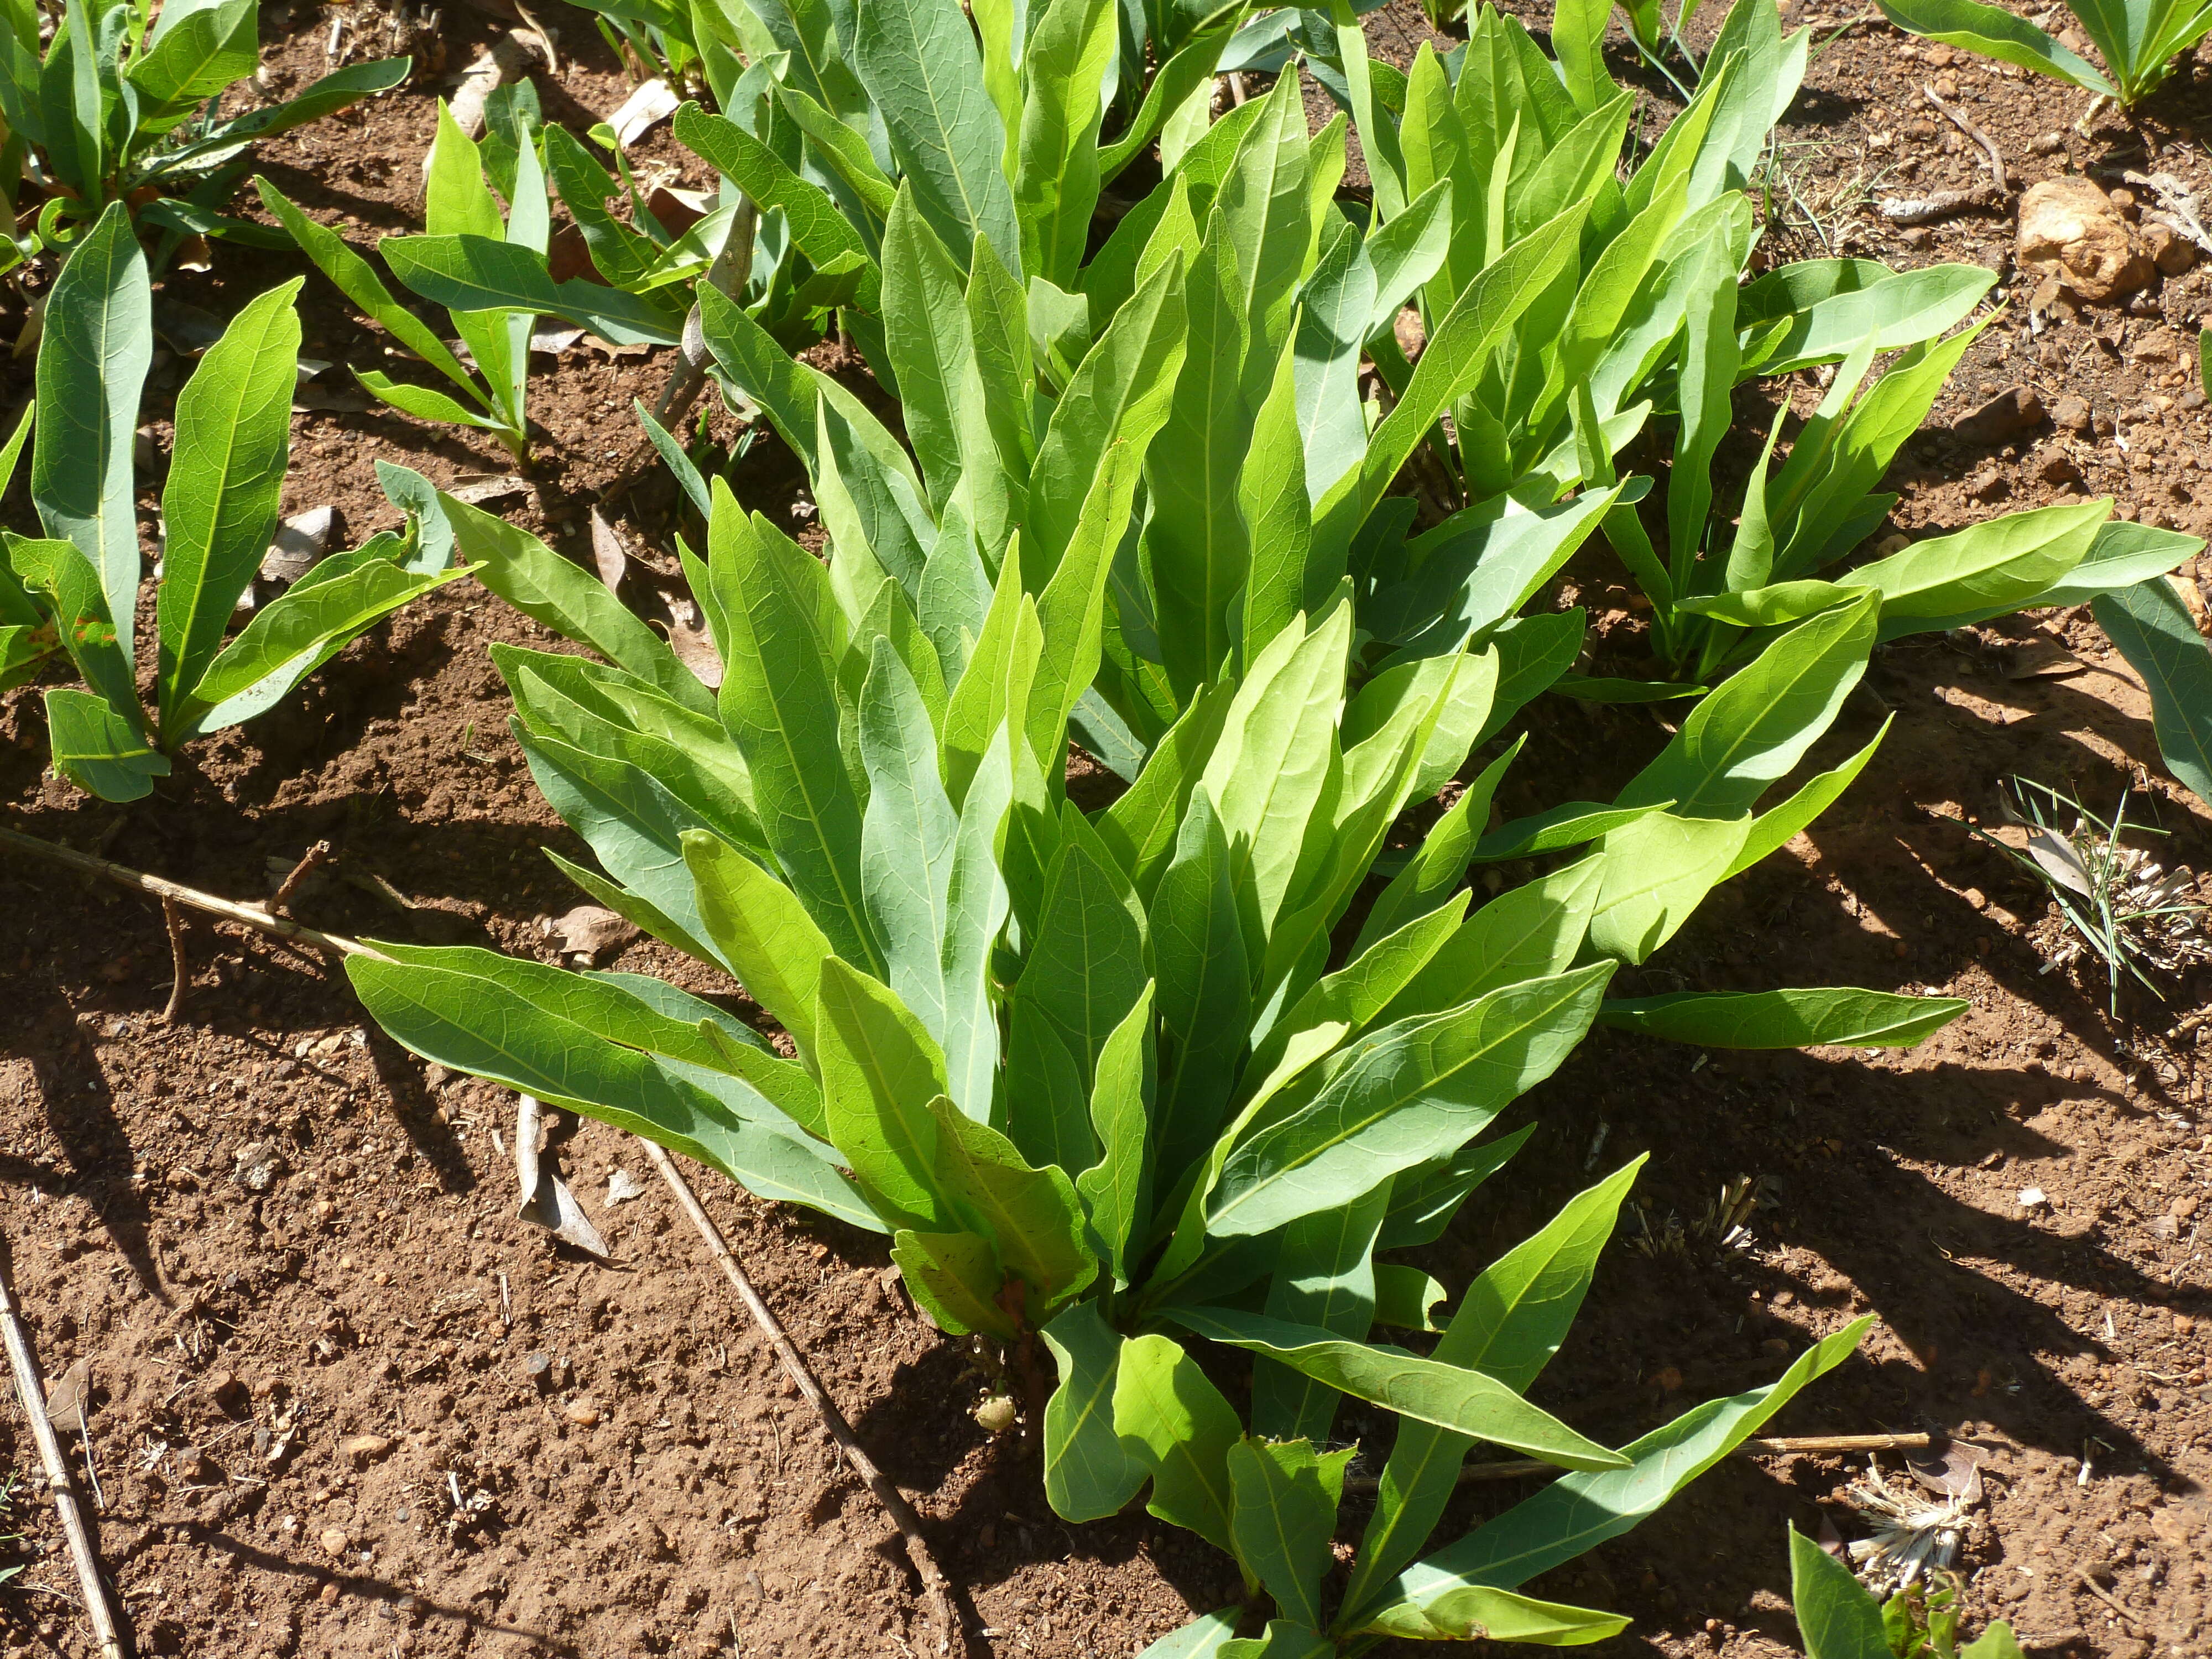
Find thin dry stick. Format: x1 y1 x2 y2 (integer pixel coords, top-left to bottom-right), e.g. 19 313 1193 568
270 840 332 917
0 826 385 963
1344 1431 1934 1493
2074 1564 2146 1631
160 899 189 1022
0 1242 128 1659
1923 84 2010 194
639 1140 961 1657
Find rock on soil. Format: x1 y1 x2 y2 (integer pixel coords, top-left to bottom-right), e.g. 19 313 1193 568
2017 175 2152 303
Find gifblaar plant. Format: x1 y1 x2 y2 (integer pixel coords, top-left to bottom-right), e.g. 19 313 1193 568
2 204 461 800
342 397 1954 1653
0 0 404 270
1788 1525 2022 1659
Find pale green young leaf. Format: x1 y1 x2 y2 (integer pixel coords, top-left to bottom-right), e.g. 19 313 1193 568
1350 1585 1630 1644
711 484 879 973
1149 786 1253 1178
1240 332 1317 668
155 280 302 735
942 727 1014 1122
1166 1307 1627 1469
1077 984 1156 1285
1587 813 1751 964
1040 1302 1147 1521
858 640 959 1047
927 1093 1097 1313
1006 810 1149 1170
378 234 686 348
683 829 833 1056
1012 0 1117 287
1098 682 1236 904
815 956 953 1232
940 542 1044 807
1027 258 1188 582
1199 602 1349 938
1208 963 1614 1239
1113 1334 1243 1556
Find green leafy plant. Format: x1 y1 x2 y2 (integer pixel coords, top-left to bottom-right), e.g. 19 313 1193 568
253 97 565 465
1876 0 2205 105
1624 257 2200 681
343 412 1954 1650
1789 1527 2023 1659
2 202 462 801
0 0 404 271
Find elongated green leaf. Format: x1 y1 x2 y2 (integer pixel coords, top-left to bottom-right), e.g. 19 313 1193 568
894 1228 1018 1337
2095 576 2212 802
127 0 255 129
880 189 973 512
684 830 832 1053
1253 1186 1388 1444
1149 786 1250 1175
1343 1158 1645 1618
1875 0 2113 92
1040 1301 1147 1521
33 201 150 662
1006 811 1148 1170
8 534 138 725
2035 520 2199 608
1227 1438 1353 1630
851 0 1021 275
1619 591 1877 818
712 487 879 972
1377 1129 1530 1250
1745 261 1996 376
1113 1334 1243 1554
380 233 685 346
253 178 486 402
1077 985 1156 1285
155 280 302 735
1168 1307 1626 1468
1600 988 1966 1048
859 640 959 1045
815 956 952 1231
1857 500 2109 640
1386 1317 1875 1600
1208 964 1613 1238
176 551 463 739
344 950 876 1228
1013 0 1117 286
1351 1584 1629 1644
448 493 711 712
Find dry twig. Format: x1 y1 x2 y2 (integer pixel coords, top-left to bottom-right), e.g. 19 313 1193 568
1924 84 2010 193
0 1241 127 1659
270 840 332 916
2074 1564 2146 1631
160 899 189 1023
640 1141 963 1656
0 826 382 963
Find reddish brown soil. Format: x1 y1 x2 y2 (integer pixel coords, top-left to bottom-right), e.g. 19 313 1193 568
4 3 2212 1658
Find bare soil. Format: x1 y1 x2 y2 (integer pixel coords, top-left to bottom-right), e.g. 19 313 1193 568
3 4 2211 1658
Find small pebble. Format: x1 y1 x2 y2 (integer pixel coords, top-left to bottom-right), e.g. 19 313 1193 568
320 1527 349 1556
563 1399 602 1428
